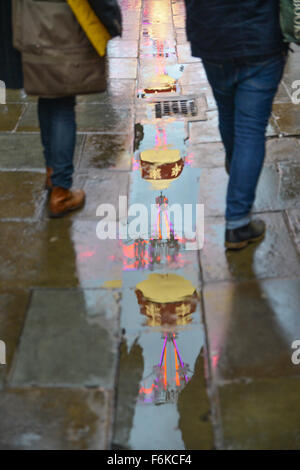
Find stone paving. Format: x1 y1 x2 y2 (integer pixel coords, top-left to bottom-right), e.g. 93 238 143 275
0 0 300 450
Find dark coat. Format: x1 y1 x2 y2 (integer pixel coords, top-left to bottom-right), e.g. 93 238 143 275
184 0 286 61
0 0 23 89
89 0 122 38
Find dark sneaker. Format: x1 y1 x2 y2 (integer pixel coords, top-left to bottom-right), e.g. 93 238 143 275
225 219 266 250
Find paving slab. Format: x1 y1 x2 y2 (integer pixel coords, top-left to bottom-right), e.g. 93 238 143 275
265 137 300 163
176 44 200 64
0 104 24 132
186 142 225 168
77 80 136 105
16 103 39 132
198 164 300 216
80 133 133 171
286 208 300 255
201 213 300 283
0 172 46 219
108 58 138 79
0 220 123 289
273 103 300 135
0 388 111 450
0 133 84 170
219 378 300 450
107 39 139 58
10 288 120 388
204 279 300 382
76 104 134 134
6 89 37 104
114 327 214 450
0 289 30 388
71 172 129 220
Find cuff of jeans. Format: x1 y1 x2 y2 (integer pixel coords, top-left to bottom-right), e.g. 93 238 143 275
226 215 251 230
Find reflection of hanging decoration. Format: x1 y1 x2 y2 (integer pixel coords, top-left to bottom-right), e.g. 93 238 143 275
138 333 191 405
144 73 177 94
140 148 184 189
135 273 198 327
136 274 198 404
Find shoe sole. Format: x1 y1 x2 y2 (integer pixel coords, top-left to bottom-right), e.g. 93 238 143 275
49 200 85 219
225 229 266 250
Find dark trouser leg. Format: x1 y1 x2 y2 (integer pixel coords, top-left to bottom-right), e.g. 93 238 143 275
46 96 76 189
202 60 235 167
226 56 285 228
38 97 53 169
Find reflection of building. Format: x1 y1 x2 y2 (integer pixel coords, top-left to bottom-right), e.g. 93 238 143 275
138 333 190 405
135 273 198 405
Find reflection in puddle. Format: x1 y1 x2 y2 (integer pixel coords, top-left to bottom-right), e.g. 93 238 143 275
135 273 198 405
114 0 213 450
138 333 191 405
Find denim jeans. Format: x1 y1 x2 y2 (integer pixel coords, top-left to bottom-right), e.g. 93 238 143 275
202 54 286 229
38 96 76 189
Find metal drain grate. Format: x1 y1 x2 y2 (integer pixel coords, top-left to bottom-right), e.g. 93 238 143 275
154 98 198 119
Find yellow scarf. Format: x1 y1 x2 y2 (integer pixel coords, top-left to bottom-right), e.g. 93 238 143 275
67 0 111 57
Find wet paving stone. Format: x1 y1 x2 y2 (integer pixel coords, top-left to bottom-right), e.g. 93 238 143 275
178 63 207 86
76 104 133 134
0 134 84 170
201 213 300 283
273 103 300 135
6 89 37 104
175 28 188 45
186 142 225 168
198 164 300 216
190 111 277 145
0 104 24 132
16 103 39 132
0 134 44 169
219 377 300 450
274 83 291 103
80 133 133 171
204 279 300 382
0 220 123 289
189 111 222 144
282 50 300 90
0 172 46 219
10 288 120 388
0 388 111 450
176 44 200 64
286 208 300 255
108 58 138 79
72 172 129 220
0 289 30 388
265 137 300 163
114 326 214 450
77 80 136 105
107 39 138 58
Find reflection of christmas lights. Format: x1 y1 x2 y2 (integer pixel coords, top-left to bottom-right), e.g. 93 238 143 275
138 333 190 405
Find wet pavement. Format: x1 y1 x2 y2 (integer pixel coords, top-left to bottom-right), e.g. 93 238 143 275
0 0 300 450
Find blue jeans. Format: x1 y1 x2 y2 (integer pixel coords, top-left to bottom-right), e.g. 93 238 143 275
202 54 286 229
38 96 76 189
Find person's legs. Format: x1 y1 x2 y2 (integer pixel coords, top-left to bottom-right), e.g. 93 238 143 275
226 55 286 229
202 60 236 169
50 96 76 189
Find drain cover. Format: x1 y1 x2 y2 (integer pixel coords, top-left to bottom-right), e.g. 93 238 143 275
135 94 207 123
154 98 198 119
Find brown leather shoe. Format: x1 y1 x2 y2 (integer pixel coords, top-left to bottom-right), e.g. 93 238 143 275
49 186 85 218
45 167 53 191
